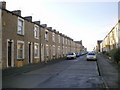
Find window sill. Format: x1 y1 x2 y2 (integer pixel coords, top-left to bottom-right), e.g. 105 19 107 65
17 58 24 61
34 57 39 58
17 33 24 36
34 37 39 39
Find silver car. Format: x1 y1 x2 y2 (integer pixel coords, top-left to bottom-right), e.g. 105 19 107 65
86 52 97 61
66 52 76 59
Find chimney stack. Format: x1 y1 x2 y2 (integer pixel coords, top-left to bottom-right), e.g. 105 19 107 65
24 16 32 22
12 10 21 16
41 24 47 28
0 1 6 9
33 21 40 25
53 29 56 32
47 27 52 30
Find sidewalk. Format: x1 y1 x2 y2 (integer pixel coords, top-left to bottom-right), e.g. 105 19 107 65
2 58 65 79
97 54 119 89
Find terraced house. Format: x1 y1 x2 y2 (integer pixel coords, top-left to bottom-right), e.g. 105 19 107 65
96 20 120 52
0 1 84 69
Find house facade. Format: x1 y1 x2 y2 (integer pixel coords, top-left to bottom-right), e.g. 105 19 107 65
0 1 84 69
97 20 120 52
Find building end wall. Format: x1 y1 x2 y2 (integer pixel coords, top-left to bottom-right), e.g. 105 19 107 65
0 9 2 68
0 9 2 90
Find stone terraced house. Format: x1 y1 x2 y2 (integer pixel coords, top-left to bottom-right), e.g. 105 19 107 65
0 1 84 69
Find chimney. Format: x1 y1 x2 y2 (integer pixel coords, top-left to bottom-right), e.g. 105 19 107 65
24 16 32 22
12 10 21 16
118 19 120 23
59 33 62 35
56 31 59 34
53 29 56 33
41 24 47 28
47 27 52 30
34 21 40 25
0 1 6 9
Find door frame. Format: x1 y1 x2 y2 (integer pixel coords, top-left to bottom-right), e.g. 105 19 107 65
41 44 44 62
28 42 33 63
7 39 14 67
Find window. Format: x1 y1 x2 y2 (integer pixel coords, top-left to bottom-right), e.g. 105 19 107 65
58 35 60 43
34 25 39 39
34 43 39 58
45 30 49 41
17 41 24 59
66 47 67 54
46 44 49 56
58 46 60 55
66 39 67 45
18 18 24 35
52 33 55 42
63 46 65 54
63 37 64 44
53 45 55 56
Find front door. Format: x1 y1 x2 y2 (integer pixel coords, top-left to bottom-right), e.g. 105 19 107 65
8 41 12 67
28 43 32 63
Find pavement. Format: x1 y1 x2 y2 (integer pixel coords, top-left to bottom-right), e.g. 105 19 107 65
97 54 119 89
2 58 65 79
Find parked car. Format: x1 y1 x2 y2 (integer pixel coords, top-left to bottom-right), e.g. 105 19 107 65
75 52 80 57
79 52 83 56
86 52 97 61
66 52 76 59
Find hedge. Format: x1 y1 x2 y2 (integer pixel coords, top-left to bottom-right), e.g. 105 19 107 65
108 48 120 64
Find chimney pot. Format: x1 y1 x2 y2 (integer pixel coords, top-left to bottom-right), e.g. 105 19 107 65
0 1 6 9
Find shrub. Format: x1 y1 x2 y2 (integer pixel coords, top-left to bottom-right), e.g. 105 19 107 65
109 48 120 64
113 48 120 64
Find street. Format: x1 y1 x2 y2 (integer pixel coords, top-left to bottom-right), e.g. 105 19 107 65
3 55 106 88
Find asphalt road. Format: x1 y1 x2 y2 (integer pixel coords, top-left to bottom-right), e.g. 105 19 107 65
3 55 105 88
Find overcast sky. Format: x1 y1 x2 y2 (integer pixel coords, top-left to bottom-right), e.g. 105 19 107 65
2 0 119 51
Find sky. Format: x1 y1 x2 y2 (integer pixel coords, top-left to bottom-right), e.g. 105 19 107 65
1 0 119 51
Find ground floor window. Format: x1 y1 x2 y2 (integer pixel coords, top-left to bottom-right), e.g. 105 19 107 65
46 45 49 57
53 45 55 56
34 43 39 58
17 41 24 59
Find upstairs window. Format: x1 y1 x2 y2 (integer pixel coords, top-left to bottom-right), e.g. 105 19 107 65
63 37 64 44
52 33 55 42
34 25 39 39
45 30 49 41
66 39 67 45
18 18 24 35
58 35 60 43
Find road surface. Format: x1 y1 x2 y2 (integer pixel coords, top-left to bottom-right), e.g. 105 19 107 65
3 55 105 88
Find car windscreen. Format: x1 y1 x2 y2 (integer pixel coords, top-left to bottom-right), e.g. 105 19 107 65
68 53 74 55
88 53 95 55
